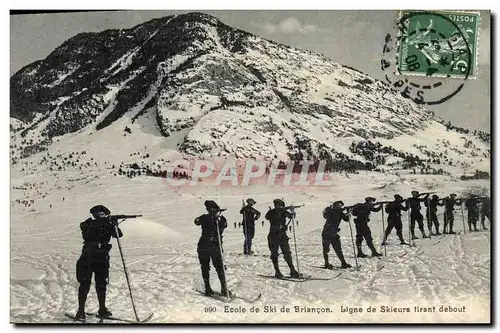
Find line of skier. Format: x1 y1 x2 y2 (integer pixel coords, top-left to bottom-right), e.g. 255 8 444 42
72 192 490 319
193 191 490 297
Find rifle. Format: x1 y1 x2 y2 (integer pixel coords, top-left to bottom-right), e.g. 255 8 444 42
110 214 142 220
285 204 305 210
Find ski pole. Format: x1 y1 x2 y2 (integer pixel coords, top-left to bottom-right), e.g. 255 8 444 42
214 211 229 298
407 210 412 247
347 213 359 271
242 199 248 255
427 198 432 239
290 207 301 275
112 221 140 322
460 202 466 234
381 205 386 256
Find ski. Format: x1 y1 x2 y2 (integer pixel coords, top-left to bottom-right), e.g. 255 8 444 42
398 251 408 258
64 313 90 323
195 289 236 303
414 251 425 257
310 265 361 273
257 273 311 282
85 312 154 324
234 293 262 304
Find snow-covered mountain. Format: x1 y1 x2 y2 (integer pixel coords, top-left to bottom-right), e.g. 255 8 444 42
10 12 490 177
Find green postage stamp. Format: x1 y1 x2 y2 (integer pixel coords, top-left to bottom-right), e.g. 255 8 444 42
397 10 480 79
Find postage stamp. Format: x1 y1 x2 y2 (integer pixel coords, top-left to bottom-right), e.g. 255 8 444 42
397 10 480 79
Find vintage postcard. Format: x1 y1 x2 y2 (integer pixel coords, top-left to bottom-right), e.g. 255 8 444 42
10 10 491 324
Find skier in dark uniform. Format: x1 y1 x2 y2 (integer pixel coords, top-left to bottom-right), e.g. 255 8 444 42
195 200 228 296
464 195 480 232
424 195 444 235
265 199 300 278
240 198 261 255
408 190 430 239
75 205 123 321
443 193 462 234
480 196 490 230
321 201 352 269
351 197 383 258
381 194 409 245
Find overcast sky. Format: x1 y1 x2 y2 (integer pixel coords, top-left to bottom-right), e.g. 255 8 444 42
10 10 490 132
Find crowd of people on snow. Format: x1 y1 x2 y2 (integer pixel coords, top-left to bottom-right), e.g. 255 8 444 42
191 191 490 297
70 191 490 320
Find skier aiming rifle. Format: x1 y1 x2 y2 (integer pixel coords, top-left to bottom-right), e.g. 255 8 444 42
381 194 409 245
321 201 352 269
351 197 383 258
424 195 444 236
195 200 229 297
464 195 480 232
75 205 130 321
408 190 431 240
443 193 462 234
264 199 300 278
240 198 261 255
480 196 490 230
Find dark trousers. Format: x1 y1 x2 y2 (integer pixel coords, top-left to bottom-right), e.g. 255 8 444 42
410 213 425 235
384 216 405 242
268 233 295 273
243 224 255 253
76 255 109 311
426 211 440 234
355 222 373 246
443 211 455 232
198 247 226 290
322 233 346 264
468 212 479 230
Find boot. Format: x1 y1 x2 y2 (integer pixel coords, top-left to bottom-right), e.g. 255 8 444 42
272 258 283 278
96 289 110 318
356 246 367 258
369 246 383 257
381 230 390 246
77 284 89 318
217 271 231 298
97 308 112 318
284 254 300 278
449 224 456 234
397 231 407 245
203 280 214 296
340 262 352 269
411 231 419 240
323 253 330 269
290 269 301 278
74 309 86 321
202 271 214 296
220 283 232 298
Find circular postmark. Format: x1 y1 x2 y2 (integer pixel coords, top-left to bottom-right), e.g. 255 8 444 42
380 10 479 105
